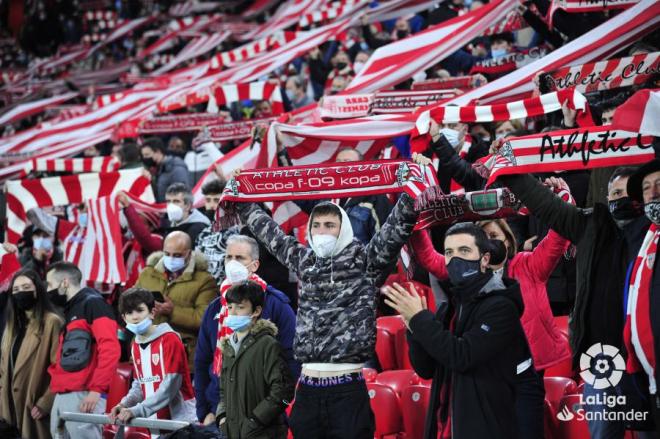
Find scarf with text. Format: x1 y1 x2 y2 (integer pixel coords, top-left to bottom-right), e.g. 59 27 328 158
485 127 655 186
212 274 268 374
623 223 658 390
470 47 549 77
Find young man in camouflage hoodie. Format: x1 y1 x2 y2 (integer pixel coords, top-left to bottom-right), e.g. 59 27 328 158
235 191 419 438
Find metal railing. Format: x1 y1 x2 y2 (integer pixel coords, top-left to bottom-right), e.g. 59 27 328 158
58 412 190 437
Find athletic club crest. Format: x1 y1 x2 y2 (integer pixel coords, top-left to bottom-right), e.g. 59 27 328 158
498 141 517 166
152 353 160 366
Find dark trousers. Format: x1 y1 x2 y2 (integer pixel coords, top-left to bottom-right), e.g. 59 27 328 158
516 367 545 439
289 379 375 439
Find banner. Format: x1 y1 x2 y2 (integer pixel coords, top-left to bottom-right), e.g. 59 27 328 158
486 127 655 185
320 90 459 118
207 118 278 141
411 76 475 90
319 94 373 119
547 52 659 93
139 113 227 134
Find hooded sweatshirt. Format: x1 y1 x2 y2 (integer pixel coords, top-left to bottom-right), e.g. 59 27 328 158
163 208 211 245
121 323 197 422
236 194 418 365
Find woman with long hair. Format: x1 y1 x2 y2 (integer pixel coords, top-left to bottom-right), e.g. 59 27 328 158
0 269 63 438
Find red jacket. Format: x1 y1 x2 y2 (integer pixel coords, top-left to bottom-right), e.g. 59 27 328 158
48 288 121 394
409 230 571 370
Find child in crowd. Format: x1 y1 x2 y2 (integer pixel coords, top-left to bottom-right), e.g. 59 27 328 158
216 281 294 439
110 288 197 428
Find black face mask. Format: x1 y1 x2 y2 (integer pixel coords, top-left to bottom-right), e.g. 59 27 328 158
142 157 157 168
396 30 409 39
13 291 37 311
336 62 348 70
446 256 482 288
48 288 67 307
167 149 186 159
202 208 216 222
609 197 640 220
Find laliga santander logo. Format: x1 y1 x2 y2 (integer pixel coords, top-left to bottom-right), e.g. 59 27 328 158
579 343 626 390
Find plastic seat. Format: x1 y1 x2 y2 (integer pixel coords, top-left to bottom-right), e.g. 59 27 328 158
401 384 431 439
376 369 420 397
554 315 569 338
544 377 577 413
394 327 413 370
376 327 398 371
544 333 575 379
106 362 133 410
555 394 590 439
363 367 378 382
543 398 558 439
367 382 403 438
377 315 406 335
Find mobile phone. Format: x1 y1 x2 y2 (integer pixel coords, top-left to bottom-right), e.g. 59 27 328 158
151 291 165 303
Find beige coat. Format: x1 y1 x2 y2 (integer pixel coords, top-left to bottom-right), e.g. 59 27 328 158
0 312 63 439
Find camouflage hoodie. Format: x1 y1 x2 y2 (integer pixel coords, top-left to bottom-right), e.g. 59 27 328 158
236 193 418 364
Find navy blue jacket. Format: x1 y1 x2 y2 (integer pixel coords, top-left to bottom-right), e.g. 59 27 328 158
194 285 300 421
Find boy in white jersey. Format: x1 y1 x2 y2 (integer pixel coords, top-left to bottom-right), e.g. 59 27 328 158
110 288 197 427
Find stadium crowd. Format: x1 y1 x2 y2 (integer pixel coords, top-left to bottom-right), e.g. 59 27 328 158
0 0 659 438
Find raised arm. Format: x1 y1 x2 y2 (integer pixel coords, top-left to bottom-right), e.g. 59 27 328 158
517 230 570 283
236 202 309 274
431 135 487 191
409 230 448 280
366 193 419 286
499 174 588 244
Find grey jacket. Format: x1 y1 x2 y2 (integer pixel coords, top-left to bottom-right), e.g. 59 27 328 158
155 156 191 202
237 194 418 363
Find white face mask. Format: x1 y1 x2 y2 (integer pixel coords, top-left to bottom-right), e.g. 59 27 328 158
312 234 338 258
225 259 250 284
167 203 184 223
440 128 461 147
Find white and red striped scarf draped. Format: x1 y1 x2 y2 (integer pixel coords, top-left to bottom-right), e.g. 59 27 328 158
412 88 592 151
482 9 525 36
0 92 79 127
153 31 231 75
298 0 368 27
20 156 120 177
551 0 640 14
484 127 655 186
138 14 223 59
469 47 549 77
208 31 298 71
212 274 268 374
624 223 658 393
548 52 659 94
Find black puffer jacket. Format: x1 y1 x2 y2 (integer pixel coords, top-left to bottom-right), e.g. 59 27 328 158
408 275 528 439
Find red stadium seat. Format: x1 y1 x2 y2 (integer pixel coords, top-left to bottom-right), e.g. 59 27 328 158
367 382 403 438
363 367 378 382
401 384 431 439
544 376 577 413
106 362 133 410
394 326 413 370
544 333 575 379
376 317 405 371
376 370 420 397
554 315 569 338
555 394 590 439
543 398 558 439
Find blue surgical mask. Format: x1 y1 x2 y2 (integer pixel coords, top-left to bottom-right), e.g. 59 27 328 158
163 255 186 272
79 213 88 228
126 318 152 335
224 315 252 332
33 236 53 251
491 48 508 59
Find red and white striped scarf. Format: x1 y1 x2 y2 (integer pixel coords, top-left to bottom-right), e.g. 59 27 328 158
623 223 658 392
485 127 655 186
470 47 549 77
20 156 120 177
548 52 659 94
212 274 268 374
612 89 660 137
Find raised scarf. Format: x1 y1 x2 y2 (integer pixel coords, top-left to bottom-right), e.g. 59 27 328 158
212 273 268 375
623 223 658 393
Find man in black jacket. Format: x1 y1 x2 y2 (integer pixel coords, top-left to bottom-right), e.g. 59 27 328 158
497 167 650 438
384 222 529 439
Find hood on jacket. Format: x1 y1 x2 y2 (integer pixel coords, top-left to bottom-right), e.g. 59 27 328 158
219 318 278 351
146 250 209 274
178 208 211 227
307 202 354 257
477 276 524 317
135 322 178 344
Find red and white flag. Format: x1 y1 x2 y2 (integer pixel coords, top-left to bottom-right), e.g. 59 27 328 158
612 88 660 137
20 156 120 177
0 92 79 127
